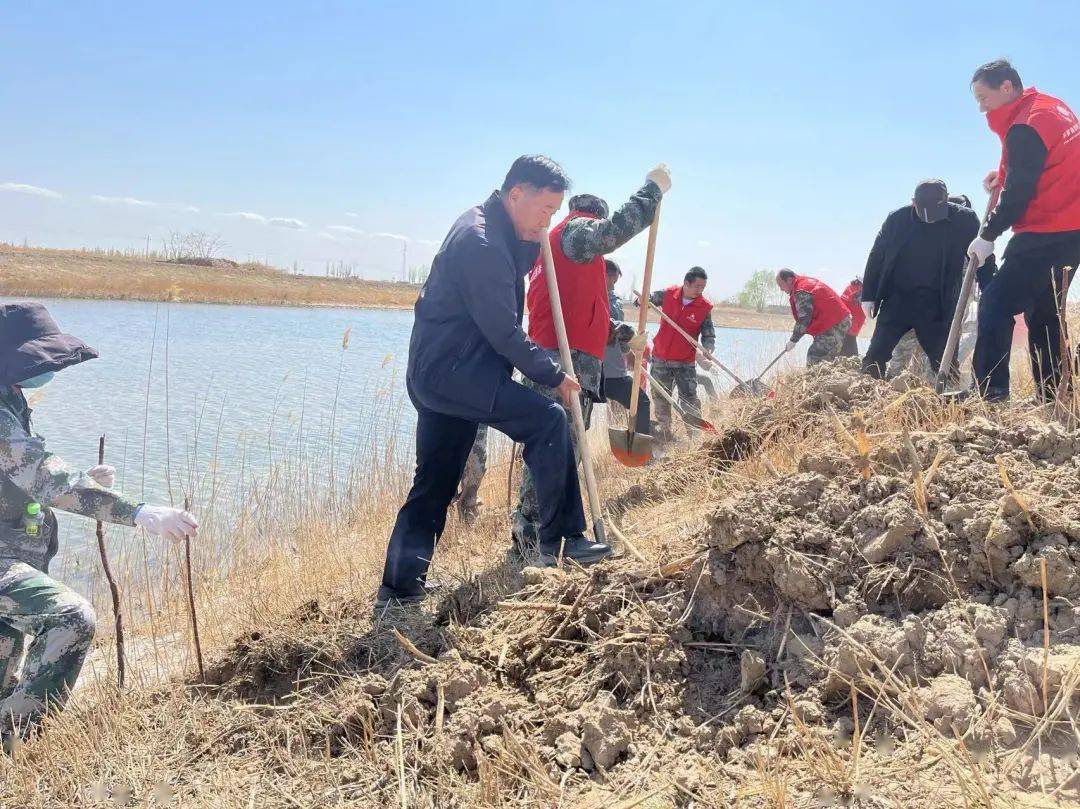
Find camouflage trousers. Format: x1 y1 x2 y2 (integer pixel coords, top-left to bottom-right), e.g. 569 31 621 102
454 424 488 522
806 316 852 366
650 360 701 439
0 561 96 736
887 317 978 383
887 330 933 380
512 349 600 540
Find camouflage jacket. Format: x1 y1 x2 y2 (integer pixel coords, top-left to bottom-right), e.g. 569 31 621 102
560 182 662 264
791 291 815 341
0 386 140 569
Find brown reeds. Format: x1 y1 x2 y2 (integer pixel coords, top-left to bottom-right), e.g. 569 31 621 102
93 435 126 688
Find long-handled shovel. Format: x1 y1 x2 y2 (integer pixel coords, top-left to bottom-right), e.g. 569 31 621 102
609 202 662 466
747 347 790 384
538 228 607 545
935 188 1001 394
645 368 717 432
635 292 767 395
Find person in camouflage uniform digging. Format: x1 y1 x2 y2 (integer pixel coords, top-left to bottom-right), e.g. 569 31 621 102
512 167 670 549
647 267 716 442
0 303 198 748
775 268 852 366
453 424 488 523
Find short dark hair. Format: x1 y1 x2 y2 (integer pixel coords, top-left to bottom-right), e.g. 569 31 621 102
776 268 796 283
684 266 707 284
971 59 1023 91
851 277 863 286
605 259 622 278
500 155 571 194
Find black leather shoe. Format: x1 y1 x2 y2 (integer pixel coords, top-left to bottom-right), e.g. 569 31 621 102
536 534 614 567
372 585 432 619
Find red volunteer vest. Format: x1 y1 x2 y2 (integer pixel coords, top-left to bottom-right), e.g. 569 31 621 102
526 212 609 359
789 276 847 336
988 87 1080 233
840 282 865 336
652 286 713 363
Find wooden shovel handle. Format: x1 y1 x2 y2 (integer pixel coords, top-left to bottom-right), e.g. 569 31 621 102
627 200 661 426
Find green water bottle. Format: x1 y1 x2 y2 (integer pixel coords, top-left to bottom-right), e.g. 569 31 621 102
22 502 43 537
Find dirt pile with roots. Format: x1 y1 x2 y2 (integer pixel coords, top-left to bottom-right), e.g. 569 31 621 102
196 364 1080 804
17 362 1079 807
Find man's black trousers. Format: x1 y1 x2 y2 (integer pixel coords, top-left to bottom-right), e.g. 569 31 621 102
380 377 586 599
973 231 1080 400
861 307 948 379
602 375 651 435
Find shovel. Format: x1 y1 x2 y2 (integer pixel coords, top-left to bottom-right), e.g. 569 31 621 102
646 368 717 432
609 201 662 467
635 292 758 393
732 349 787 397
935 187 1001 393
538 227 607 544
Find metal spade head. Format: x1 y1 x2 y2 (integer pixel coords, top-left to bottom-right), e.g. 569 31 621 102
609 427 655 467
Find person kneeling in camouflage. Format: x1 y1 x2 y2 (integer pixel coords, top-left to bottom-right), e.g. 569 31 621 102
0 303 198 747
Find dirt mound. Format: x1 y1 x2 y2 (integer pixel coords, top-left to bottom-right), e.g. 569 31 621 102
85 362 1079 806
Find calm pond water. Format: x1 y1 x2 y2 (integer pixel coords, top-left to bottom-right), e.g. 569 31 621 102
2 297 814 579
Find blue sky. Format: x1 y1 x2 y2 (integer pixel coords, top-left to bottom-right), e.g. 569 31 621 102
3 2 1079 299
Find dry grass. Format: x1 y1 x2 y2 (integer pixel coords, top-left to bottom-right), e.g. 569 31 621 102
0 244 419 309
2 347 1079 807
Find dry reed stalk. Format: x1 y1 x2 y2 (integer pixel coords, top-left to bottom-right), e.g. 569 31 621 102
1053 267 1074 425
995 455 1037 532
506 443 518 516
496 601 567 613
525 574 596 666
1041 557 1051 715
923 447 945 489
391 628 438 665
93 435 126 689
852 411 872 480
395 703 407 809
901 425 928 516
182 495 205 682
607 520 648 564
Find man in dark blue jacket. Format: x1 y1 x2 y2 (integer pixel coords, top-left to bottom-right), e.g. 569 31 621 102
377 155 611 611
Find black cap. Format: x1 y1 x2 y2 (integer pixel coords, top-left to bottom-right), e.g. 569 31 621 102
913 179 949 223
0 302 98 386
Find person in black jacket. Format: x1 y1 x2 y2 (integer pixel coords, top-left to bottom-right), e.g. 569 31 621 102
860 180 981 379
376 155 611 612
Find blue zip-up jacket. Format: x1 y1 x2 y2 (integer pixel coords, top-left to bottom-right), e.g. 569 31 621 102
407 191 563 415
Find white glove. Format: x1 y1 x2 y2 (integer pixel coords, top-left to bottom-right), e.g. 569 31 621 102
983 170 1000 193
86 464 115 488
967 237 995 268
784 340 798 354
861 301 874 320
628 330 649 353
646 164 672 194
134 505 199 541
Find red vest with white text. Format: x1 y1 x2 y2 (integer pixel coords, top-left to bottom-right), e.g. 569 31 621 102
988 87 1080 233
652 285 713 363
788 276 847 336
527 212 609 359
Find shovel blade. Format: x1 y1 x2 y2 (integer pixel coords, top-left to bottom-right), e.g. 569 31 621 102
731 379 769 398
608 427 655 467
683 413 718 433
